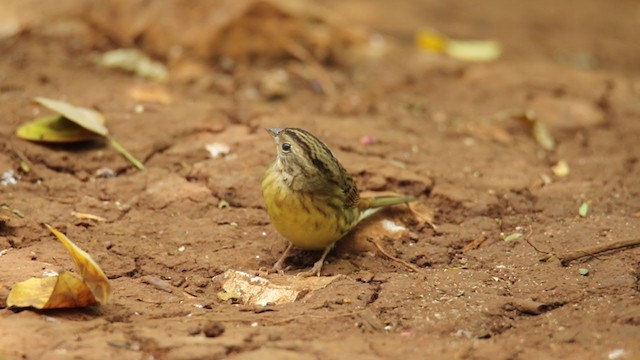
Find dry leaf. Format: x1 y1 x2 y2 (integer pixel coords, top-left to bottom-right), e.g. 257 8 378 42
214 269 338 306
515 111 556 151
6 225 111 309
416 29 501 62
99 49 168 82
551 160 570 177
126 84 173 104
34 97 108 136
7 273 97 309
46 224 111 304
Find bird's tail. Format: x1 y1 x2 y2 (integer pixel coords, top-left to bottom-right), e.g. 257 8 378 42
358 195 416 222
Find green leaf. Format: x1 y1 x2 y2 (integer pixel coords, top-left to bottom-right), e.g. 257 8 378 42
503 232 523 242
579 202 589 217
15 114 100 143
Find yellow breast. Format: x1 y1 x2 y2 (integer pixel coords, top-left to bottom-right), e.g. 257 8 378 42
262 170 354 250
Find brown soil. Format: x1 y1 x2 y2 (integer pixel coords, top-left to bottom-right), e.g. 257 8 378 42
1 1 639 359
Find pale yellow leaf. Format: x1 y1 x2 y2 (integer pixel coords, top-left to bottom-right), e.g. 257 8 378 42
446 39 502 62
7 273 97 309
45 224 111 304
34 97 108 136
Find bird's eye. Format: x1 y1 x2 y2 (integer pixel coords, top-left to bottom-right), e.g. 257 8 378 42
281 143 292 152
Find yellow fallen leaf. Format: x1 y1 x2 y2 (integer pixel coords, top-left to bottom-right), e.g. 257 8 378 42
416 29 502 62
415 29 447 53
15 114 101 143
34 97 108 136
46 224 111 304
7 273 97 309
6 225 112 309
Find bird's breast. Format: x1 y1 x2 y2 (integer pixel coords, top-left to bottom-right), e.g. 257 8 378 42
262 170 357 250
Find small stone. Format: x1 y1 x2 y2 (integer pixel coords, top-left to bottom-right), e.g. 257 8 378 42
203 321 225 338
579 268 589 276
171 276 186 287
190 275 210 288
187 325 202 336
259 69 291 100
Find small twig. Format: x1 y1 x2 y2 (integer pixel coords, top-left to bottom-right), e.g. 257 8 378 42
463 236 488 251
557 238 640 266
503 298 565 315
368 238 421 272
141 276 173 293
71 211 107 222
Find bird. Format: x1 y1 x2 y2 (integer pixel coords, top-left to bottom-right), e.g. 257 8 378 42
261 127 416 276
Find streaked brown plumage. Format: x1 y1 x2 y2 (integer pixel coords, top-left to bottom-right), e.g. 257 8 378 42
262 127 415 276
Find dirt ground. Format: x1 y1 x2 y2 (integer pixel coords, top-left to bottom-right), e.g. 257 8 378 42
1 0 640 359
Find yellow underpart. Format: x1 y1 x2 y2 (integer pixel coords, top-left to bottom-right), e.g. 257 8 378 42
262 170 355 250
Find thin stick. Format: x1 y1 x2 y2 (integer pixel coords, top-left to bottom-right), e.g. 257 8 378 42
558 238 640 266
368 238 421 272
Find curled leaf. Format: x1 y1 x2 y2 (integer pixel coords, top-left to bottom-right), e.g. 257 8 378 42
46 224 111 304
6 225 111 309
34 97 108 136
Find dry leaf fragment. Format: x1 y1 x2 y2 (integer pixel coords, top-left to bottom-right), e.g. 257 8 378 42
503 232 523 242
214 270 338 306
416 29 502 62
126 84 173 104
71 211 107 222
514 111 556 151
99 49 168 82
552 160 570 177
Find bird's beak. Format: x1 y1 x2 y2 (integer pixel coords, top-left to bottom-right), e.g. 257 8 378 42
266 128 283 138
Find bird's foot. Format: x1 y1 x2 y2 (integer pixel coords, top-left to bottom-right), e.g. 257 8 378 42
295 258 325 277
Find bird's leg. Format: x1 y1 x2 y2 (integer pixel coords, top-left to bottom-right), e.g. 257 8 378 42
272 242 294 274
298 245 334 277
